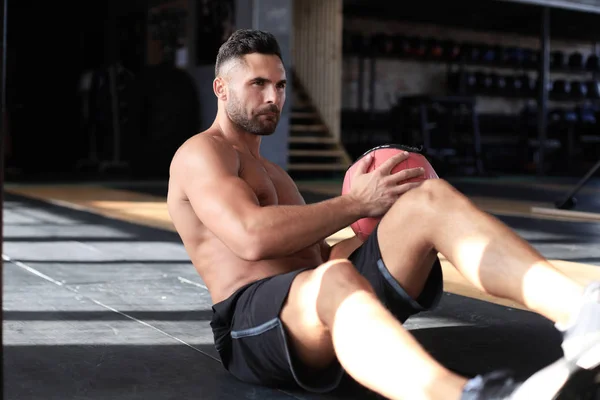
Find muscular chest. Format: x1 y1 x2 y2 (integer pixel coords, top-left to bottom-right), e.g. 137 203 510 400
240 159 303 206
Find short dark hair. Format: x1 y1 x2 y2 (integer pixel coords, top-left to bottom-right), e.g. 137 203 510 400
215 29 283 77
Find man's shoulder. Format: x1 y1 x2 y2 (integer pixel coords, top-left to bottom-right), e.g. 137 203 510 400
171 131 240 177
176 131 238 163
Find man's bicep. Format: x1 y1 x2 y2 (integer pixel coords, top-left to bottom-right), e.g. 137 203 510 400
181 150 261 254
189 174 260 231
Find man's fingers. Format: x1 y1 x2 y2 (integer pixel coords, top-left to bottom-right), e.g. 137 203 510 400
377 152 410 175
353 152 374 177
391 181 423 196
388 167 425 184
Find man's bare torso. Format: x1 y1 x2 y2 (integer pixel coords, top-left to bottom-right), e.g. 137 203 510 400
167 131 324 304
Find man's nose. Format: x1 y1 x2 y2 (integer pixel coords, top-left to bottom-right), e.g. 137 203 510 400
264 85 279 104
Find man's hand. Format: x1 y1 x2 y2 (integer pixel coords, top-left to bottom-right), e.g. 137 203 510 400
347 151 424 217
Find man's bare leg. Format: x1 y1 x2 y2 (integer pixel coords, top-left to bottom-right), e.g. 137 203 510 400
376 178 585 327
281 259 469 400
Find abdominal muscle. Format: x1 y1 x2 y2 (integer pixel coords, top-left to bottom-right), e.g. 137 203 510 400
171 199 323 305
192 235 322 304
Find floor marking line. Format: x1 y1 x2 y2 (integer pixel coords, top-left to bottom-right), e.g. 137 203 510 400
3 254 64 286
3 254 220 363
178 276 209 291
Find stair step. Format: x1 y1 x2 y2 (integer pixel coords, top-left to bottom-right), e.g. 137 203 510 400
291 124 327 132
289 149 345 157
288 163 350 171
289 136 338 144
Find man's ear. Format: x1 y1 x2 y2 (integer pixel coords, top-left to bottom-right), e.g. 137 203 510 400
213 77 227 101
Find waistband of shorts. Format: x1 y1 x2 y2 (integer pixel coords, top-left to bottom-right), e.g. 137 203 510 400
212 280 256 320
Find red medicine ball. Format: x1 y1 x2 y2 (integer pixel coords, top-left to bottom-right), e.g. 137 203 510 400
342 144 439 241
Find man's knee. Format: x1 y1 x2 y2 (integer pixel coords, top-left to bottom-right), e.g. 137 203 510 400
313 259 374 326
396 178 467 213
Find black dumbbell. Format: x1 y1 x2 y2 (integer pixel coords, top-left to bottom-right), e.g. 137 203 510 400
564 108 578 123
518 74 536 95
568 52 585 70
393 35 411 57
407 36 426 57
425 37 444 59
570 80 588 99
548 80 555 94
490 73 506 93
465 71 478 92
460 42 480 63
585 54 600 71
503 47 526 66
479 44 498 64
523 49 540 68
474 71 488 90
550 51 566 69
371 33 395 56
552 79 571 99
586 80 600 99
549 108 563 124
442 40 461 61
504 75 517 94
577 105 597 125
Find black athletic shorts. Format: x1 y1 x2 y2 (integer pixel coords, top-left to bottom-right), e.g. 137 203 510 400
210 224 444 392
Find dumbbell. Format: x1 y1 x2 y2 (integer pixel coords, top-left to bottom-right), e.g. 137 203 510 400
548 108 563 124
503 47 525 66
550 51 566 69
586 80 600 99
568 52 585 70
576 105 597 125
515 74 536 96
549 108 578 124
425 37 444 59
523 49 540 68
393 35 412 57
441 40 461 61
371 33 396 56
474 71 490 91
473 71 488 91
406 36 426 57
564 108 579 123
504 75 517 94
461 42 480 63
570 80 588 99
585 54 600 71
491 73 507 93
465 71 478 92
551 79 571 99
479 44 499 64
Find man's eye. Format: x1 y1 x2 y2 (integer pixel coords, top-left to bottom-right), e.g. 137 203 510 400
253 81 264 86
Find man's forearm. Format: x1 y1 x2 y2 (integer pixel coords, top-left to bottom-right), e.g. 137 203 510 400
248 195 362 259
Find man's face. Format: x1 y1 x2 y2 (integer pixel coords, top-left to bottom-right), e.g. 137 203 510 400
225 53 287 136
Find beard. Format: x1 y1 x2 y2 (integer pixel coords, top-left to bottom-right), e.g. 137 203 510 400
226 91 280 135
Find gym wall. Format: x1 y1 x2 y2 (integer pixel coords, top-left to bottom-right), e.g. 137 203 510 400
341 17 596 115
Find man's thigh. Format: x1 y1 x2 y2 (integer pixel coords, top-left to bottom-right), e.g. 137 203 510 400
216 267 344 392
343 224 444 322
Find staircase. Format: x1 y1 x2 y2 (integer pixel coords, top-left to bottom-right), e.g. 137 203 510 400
288 75 352 180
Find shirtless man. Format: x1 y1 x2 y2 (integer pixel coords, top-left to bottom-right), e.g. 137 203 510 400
167 29 600 399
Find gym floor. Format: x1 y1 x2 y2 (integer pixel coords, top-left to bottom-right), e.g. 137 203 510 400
3 176 600 399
